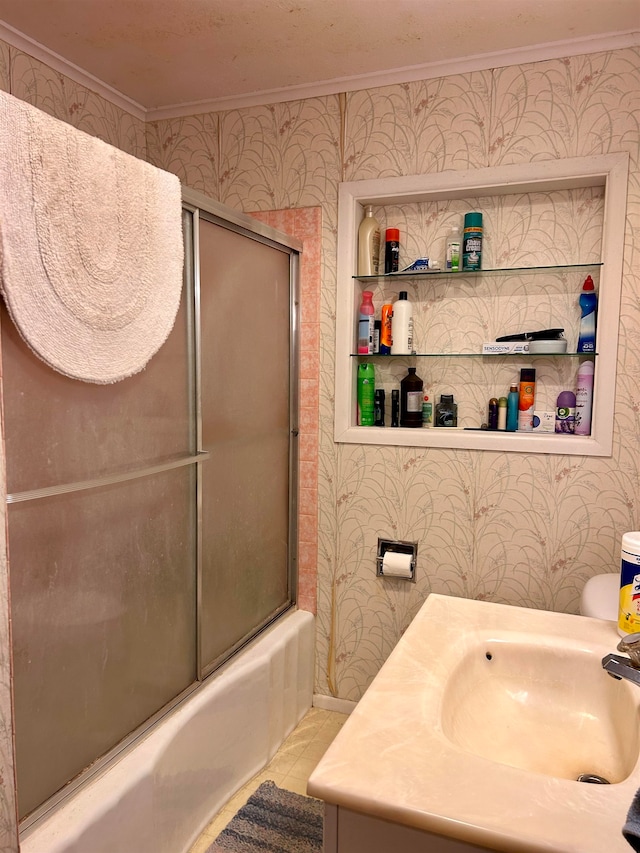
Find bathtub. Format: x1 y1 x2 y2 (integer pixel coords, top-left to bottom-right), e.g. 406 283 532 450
21 609 315 853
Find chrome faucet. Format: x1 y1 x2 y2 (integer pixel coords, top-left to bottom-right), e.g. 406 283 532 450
602 633 640 687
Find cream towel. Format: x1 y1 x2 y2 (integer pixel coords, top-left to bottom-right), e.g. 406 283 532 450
0 90 183 383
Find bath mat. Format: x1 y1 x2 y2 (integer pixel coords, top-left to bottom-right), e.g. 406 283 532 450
207 780 323 853
0 89 183 384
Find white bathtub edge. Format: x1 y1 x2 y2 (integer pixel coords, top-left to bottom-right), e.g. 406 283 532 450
21 609 315 853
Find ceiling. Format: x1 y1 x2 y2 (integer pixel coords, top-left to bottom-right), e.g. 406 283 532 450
0 0 638 118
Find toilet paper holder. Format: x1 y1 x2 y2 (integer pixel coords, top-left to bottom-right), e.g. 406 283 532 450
376 538 417 582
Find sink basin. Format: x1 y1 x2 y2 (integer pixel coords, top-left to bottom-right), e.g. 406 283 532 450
308 594 640 853
441 637 640 782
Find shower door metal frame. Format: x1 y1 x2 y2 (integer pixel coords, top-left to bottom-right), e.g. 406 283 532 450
181 186 302 680
15 188 302 833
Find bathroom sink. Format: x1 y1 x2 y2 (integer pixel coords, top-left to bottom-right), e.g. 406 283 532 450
308 594 640 853
441 636 640 782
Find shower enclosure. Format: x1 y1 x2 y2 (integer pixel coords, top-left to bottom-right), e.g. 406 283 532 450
2 189 301 823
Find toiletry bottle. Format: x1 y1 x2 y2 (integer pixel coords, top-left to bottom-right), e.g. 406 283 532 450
435 394 457 427
462 212 483 271
575 360 594 435
518 368 536 431
497 397 508 430
384 228 400 274
380 303 393 354
400 367 423 428
357 205 381 276
506 383 519 431
488 397 498 430
374 389 386 427
445 224 462 272
391 389 399 427
391 291 413 355
555 390 576 433
373 320 381 354
422 395 433 428
357 363 375 426
577 275 597 353
357 291 375 354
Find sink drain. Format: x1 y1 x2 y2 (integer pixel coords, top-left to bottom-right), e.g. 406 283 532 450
577 773 610 784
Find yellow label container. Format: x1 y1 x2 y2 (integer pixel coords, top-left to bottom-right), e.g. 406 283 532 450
618 531 640 636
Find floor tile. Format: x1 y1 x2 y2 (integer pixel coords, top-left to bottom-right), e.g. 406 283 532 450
188 707 349 852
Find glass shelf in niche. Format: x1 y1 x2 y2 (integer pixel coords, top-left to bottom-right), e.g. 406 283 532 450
353 262 602 283
350 352 598 358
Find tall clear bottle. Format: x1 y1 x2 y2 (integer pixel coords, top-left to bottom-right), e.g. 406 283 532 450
357 205 381 276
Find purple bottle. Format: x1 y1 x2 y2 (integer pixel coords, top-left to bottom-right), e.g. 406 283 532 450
555 390 576 434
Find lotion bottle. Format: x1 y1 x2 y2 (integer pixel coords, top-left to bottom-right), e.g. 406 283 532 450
391 291 413 355
357 205 381 276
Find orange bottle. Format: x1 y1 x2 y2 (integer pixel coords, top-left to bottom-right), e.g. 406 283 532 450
380 303 393 354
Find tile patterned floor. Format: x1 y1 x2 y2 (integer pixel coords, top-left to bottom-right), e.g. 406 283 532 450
189 707 349 853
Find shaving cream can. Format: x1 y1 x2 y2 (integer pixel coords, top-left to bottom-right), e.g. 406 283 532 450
618 532 640 636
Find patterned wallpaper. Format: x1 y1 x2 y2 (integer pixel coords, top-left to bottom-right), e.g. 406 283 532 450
147 48 640 702
0 37 639 848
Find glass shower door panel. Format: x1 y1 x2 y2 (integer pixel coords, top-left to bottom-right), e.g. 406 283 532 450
10 467 196 819
199 218 292 669
0 293 193 493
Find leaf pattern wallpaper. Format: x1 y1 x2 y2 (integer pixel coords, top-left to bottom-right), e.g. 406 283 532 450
0 35 638 850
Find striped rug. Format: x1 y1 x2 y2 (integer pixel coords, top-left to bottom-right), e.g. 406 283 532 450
207 780 323 853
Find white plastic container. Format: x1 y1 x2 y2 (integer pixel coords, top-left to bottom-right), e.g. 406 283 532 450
357 205 381 276
390 291 413 354
618 532 640 636
575 360 594 435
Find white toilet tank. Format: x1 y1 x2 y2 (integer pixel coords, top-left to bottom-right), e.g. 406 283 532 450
580 573 618 621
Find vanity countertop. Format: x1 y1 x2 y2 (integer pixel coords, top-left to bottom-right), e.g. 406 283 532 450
308 593 638 853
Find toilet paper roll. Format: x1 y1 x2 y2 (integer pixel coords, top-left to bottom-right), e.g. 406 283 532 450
381 551 413 578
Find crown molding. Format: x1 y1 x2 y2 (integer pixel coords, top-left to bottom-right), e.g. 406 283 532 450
147 29 640 120
1 20 638 124
0 20 146 120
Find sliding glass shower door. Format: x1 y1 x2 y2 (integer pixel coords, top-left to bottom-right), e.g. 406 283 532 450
197 214 297 671
5 194 300 822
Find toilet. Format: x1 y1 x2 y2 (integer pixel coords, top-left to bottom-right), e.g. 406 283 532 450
580 573 619 621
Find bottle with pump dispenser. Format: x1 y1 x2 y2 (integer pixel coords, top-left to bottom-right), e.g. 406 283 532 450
578 275 597 353
357 205 381 276
391 291 413 355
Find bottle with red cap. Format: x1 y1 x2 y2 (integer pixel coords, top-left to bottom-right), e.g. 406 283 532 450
577 274 597 353
384 228 400 274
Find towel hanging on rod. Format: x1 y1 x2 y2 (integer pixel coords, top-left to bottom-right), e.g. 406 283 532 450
0 89 183 384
